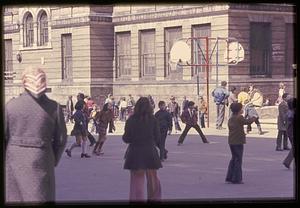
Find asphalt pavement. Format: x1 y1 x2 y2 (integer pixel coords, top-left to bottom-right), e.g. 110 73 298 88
54 120 295 204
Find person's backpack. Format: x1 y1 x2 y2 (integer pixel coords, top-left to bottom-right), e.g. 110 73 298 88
212 87 226 105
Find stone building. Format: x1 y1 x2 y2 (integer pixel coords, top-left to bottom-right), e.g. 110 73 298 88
3 4 296 125
3 6 114 104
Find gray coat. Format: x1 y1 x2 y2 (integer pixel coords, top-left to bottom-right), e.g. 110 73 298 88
277 101 288 131
5 91 67 203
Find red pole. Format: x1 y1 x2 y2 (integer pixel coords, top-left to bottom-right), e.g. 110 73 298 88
206 37 209 128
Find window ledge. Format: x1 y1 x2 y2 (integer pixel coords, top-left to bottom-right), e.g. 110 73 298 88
19 43 52 51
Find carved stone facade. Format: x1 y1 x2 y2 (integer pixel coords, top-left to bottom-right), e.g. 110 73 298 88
4 4 295 125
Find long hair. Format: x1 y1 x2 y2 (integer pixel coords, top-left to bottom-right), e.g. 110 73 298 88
102 103 109 112
133 97 153 120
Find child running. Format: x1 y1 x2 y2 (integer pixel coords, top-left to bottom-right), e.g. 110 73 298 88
244 99 263 135
93 102 115 155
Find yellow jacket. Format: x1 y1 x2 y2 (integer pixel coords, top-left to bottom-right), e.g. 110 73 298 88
237 92 249 105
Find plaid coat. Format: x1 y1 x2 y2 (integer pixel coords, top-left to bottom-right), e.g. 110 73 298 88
5 91 67 203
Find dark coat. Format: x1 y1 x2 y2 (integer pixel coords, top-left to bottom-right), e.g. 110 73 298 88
122 115 162 170
71 110 88 137
180 108 198 126
154 109 172 131
5 91 67 202
277 101 288 131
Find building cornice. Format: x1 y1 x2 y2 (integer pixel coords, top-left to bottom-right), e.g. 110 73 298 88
51 15 112 29
113 5 230 26
228 3 295 13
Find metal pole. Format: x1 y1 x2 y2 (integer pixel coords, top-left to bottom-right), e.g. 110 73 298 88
206 37 209 128
197 74 200 96
216 37 219 88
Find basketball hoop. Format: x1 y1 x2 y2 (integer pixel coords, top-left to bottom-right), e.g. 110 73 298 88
169 40 191 63
224 41 244 64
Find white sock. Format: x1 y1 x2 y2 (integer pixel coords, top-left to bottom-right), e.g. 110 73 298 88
82 140 87 154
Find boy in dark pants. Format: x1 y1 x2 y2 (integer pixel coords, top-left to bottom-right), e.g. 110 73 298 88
155 101 172 161
226 103 255 184
178 101 209 145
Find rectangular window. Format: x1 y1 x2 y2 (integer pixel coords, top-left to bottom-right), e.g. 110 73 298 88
116 32 131 77
139 29 156 76
192 24 211 76
40 21 48 46
4 39 13 82
26 22 34 47
61 34 72 81
164 27 182 77
250 22 271 77
285 23 295 77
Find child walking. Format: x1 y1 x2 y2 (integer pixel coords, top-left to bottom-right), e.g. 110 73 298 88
66 100 91 158
226 103 255 184
154 101 173 161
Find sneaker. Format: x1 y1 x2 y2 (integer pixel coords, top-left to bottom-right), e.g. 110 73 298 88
177 143 183 146
65 149 71 157
81 153 91 158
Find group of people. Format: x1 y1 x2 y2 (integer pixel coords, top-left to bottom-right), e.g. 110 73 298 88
211 80 296 185
4 66 296 203
212 81 264 134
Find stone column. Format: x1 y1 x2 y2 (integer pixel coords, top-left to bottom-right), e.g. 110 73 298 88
131 26 139 81
155 24 165 81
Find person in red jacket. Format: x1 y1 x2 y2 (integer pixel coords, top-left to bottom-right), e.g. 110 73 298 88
177 101 209 145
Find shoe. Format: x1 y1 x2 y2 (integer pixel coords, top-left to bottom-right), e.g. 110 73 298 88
177 143 183 146
81 153 91 158
276 148 283 151
164 150 168 159
89 142 96 147
65 149 71 157
283 162 290 169
203 141 210 144
284 147 290 150
258 131 263 135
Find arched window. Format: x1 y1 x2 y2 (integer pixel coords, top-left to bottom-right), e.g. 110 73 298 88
38 11 48 46
24 13 34 47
